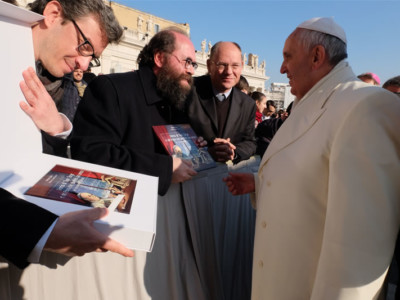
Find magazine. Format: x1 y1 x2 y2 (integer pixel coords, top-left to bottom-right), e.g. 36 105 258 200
25 165 137 214
153 124 216 171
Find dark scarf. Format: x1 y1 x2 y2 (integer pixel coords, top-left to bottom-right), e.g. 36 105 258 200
35 61 64 110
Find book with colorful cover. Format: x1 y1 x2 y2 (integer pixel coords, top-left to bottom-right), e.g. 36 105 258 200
153 124 216 171
25 164 137 215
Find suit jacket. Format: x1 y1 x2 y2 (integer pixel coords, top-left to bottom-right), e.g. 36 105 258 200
252 61 400 299
71 66 188 196
187 75 256 163
0 188 57 269
41 131 69 157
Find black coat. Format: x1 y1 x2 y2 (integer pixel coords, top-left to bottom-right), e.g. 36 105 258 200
71 66 188 195
186 75 256 163
0 188 57 269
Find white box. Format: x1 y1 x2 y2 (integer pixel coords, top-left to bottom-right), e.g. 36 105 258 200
0 2 43 179
1 154 158 251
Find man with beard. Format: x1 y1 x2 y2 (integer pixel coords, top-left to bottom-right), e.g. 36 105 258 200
70 28 210 300
71 27 197 195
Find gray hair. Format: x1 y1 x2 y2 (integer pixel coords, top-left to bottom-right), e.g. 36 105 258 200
294 28 347 66
28 0 123 44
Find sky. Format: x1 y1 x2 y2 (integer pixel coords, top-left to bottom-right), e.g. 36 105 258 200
116 0 399 89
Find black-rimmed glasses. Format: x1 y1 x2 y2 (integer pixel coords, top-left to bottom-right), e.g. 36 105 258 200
171 54 198 70
71 19 101 68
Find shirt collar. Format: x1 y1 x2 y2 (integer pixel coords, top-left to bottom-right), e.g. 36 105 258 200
213 87 232 101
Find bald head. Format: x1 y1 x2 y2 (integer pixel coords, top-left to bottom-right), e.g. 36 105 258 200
207 41 244 93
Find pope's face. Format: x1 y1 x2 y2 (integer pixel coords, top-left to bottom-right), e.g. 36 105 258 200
280 31 315 100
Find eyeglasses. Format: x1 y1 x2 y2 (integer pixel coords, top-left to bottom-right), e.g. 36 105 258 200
71 19 101 68
211 61 242 71
170 54 198 70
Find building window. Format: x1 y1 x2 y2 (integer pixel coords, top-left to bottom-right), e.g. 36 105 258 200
154 24 160 33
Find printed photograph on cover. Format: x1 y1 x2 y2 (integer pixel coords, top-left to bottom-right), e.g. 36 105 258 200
25 165 137 214
153 124 216 171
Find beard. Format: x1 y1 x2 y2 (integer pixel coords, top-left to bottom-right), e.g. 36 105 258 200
156 64 193 111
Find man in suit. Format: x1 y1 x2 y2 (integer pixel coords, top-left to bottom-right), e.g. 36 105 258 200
187 41 256 164
1 0 132 269
224 17 400 299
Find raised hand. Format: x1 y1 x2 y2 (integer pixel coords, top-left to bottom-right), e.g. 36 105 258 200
19 67 69 136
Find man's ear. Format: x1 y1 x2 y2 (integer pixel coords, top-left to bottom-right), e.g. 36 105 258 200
311 45 326 70
42 1 63 27
154 51 165 68
206 59 212 73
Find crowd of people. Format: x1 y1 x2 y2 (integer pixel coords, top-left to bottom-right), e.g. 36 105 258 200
2 0 400 299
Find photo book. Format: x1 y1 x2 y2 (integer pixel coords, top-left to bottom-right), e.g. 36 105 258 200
0 154 158 251
153 124 216 171
25 165 137 215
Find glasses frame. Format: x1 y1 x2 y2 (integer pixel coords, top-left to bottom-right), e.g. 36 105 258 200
211 61 242 72
170 53 198 70
71 19 101 68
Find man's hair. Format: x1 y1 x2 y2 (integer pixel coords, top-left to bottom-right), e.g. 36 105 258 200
382 76 400 89
236 75 250 93
295 28 348 66
210 41 242 60
137 27 188 68
266 100 276 108
28 0 123 43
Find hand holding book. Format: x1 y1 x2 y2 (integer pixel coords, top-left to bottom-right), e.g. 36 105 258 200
45 207 134 257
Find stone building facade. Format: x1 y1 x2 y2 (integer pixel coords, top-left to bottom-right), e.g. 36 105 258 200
265 83 295 110
18 0 269 92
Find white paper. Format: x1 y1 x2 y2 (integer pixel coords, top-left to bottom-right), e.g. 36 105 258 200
0 2 44 173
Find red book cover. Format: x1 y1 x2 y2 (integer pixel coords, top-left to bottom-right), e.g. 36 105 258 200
25 165 137 214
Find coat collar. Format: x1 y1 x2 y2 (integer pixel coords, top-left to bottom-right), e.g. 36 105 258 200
138 65 165 105
259 60 356 172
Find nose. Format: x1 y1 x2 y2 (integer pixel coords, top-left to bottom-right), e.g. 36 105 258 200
186 65 195 76
280 62 287 74
224 65 233 74
76 56 92 71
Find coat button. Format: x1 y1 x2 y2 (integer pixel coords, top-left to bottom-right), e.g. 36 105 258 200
266 181 271 186
258 260 263 268
261 221 267 228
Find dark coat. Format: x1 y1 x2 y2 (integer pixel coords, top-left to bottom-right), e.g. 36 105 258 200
70 66 188 196
0 188 57 269
186 75 256 163
255 117 283 157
